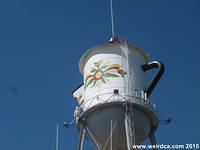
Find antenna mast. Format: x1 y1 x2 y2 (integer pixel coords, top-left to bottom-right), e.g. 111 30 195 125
109 0 116 41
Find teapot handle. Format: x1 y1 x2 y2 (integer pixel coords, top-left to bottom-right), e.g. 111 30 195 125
141 61 165 97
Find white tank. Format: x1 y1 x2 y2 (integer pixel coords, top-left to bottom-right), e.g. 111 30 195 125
76 42 149 110
73 40 164 149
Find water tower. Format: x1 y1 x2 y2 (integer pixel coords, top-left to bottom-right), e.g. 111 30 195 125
72 38 165 150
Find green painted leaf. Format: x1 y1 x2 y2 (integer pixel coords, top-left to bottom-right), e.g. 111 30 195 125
101 77 106 83
93 80 97 87
90 68 98 73
96 80 101 86
86 78 95 87
104 72 120 77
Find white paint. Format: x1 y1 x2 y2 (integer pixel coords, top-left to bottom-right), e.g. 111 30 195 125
77 42 149 110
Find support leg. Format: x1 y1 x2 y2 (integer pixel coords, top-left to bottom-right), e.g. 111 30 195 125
149 133 157 150
110 120 112 150
77 124 86 150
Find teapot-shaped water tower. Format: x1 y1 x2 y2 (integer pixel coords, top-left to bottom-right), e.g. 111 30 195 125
72 38 164 150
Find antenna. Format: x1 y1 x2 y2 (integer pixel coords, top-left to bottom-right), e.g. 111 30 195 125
56 124 59 150
109 0 116 41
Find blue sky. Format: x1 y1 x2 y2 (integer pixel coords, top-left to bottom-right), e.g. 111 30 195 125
0 0 200 149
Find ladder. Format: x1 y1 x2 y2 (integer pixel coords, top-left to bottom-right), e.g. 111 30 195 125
121 42 136 150
125 103 136 150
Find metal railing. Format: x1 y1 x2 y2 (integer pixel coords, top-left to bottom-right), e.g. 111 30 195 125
79 90 157 114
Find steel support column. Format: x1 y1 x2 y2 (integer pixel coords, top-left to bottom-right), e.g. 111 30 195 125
77 124 86 150
149 132 157 150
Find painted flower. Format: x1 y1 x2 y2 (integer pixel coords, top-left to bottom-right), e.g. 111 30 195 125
84 60 127 88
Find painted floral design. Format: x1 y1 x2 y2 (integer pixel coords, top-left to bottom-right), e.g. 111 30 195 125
85 60 127 88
